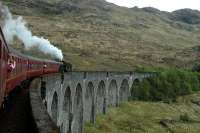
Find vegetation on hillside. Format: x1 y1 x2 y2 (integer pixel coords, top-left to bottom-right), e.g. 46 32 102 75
85 92 200 133
2 0 200 71
192 64 200 72
132 69 200 102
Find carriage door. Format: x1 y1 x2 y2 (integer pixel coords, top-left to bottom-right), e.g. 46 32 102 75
0 39 8 105
0 40 2 87
0 39 3 104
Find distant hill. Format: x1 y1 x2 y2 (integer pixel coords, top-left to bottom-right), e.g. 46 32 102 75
2 0 200 71
171 9 200 24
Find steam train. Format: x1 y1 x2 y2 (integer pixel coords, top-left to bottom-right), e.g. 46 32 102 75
0 27 72 109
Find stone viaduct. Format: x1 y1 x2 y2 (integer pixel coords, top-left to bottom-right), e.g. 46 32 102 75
30 71 154 133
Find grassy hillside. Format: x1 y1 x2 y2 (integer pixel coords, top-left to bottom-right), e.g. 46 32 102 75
2 0 200 71
85 92 200 133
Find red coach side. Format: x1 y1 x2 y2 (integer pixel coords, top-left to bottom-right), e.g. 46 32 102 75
43 61 61 74
27 59 43 78
0 28 9 107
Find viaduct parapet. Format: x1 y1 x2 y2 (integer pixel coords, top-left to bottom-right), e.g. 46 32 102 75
30 72 153 133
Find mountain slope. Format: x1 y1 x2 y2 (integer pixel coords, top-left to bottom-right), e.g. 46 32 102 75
2 0 200 71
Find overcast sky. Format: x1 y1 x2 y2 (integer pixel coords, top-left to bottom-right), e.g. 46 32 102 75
106 0 200 12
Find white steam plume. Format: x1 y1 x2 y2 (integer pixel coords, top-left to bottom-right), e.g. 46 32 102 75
0 3 63 60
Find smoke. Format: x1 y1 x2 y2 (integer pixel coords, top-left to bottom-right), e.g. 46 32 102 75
0 2 63 60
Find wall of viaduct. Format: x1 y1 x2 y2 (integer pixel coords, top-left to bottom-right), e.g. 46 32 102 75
30 72 153 133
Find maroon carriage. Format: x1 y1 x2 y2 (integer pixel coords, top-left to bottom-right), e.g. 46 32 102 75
0 26 62 109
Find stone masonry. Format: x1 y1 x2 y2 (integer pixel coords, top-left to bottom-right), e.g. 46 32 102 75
30 72 153 133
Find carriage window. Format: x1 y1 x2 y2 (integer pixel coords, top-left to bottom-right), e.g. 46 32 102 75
18 58 20 72
14 57 16 74
20 59 22 71
3 47 5 60
0 40 2 59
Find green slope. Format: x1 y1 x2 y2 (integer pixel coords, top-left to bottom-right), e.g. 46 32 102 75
85 92 200 133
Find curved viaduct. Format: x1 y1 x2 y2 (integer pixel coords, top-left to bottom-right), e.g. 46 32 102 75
30 72 153 133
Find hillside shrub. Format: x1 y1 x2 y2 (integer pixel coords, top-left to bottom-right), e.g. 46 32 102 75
179 113 191 122
131 69 200 101
192 64 200 72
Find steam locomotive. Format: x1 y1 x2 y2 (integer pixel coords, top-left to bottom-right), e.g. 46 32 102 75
0 27 72 109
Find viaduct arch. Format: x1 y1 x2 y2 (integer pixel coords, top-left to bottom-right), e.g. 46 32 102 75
119 79 129 102
96 81 106 114
51 92 58 124
108 80 118 107
72 84 83 133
